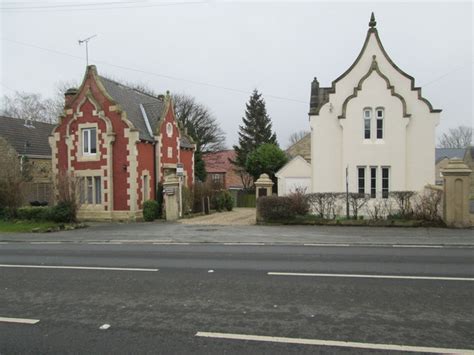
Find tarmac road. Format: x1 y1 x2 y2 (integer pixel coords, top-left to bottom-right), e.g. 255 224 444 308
0 243 473 354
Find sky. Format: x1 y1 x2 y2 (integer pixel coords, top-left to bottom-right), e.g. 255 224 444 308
1 1 472 149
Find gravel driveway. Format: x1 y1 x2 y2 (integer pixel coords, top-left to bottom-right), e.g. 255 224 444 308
179 208 256 225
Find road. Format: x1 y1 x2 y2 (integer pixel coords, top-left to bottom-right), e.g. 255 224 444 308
0 243 473 354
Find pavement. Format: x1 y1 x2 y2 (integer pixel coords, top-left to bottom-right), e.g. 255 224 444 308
0 243 473 354
0 220 473 247
180 208 257 225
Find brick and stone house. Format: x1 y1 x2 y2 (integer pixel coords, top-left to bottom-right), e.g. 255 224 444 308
50 65 195 220
0 116 54 204
202 150 248 190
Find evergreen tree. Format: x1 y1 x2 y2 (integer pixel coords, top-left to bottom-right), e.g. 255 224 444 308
233 90 277 171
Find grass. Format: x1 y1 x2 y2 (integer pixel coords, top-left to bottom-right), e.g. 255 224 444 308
0 220 60 233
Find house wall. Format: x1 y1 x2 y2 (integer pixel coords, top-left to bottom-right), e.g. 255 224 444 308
310 28 439 194
180 148 194 187
158 104 181 182
51 67 140 220
136 141 155 208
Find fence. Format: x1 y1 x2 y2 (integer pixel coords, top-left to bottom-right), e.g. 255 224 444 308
22 182 53 206
236 190 256 208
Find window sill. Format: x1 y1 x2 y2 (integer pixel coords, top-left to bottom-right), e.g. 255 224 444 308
78 154 100 162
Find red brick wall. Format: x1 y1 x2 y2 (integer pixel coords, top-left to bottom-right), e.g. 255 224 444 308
180 148 194 187
158 104 180 181
136 141 155 209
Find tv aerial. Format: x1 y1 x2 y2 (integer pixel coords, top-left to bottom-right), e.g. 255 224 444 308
78 34 97 66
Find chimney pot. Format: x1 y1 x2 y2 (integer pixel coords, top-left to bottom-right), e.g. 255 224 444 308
64 87 78 107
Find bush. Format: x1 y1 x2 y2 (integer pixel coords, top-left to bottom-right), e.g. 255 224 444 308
413 189 442 222
143 200 159 221
390 191 415 218
223 191 234 211
17 206 52 221
51 201 77 223
257 196 296 221
287 187 310 216
307 193 341 219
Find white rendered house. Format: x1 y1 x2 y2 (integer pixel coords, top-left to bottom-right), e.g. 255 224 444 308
309 13 441 197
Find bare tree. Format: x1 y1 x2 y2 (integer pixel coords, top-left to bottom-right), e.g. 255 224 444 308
0 92 57 123
287 130 310 148
437 125 473 148
172 93 226 153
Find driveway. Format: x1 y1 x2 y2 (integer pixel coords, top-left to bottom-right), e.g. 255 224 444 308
179 208 256 226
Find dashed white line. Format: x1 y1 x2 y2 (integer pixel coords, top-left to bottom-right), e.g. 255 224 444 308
223 243 265 246
30 242 61 244
195 332 474 354
394 245 444 248
0 264 158 272
152 242 190 245
303 243 351 247
0 317 40 325
267 272 474 281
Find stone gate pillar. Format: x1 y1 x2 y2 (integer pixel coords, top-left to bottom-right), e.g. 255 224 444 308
163 174 180 221
441 158 472 228
255 173 274 199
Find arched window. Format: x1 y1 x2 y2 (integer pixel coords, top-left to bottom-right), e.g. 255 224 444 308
363 108 372 139
376 108 384 139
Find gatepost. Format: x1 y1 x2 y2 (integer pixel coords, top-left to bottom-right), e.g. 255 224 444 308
441 158 472 228
163 174 180 221
255 173 274 222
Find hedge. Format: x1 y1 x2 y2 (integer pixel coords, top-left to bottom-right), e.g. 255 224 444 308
257 196 296 221
143 200 159 221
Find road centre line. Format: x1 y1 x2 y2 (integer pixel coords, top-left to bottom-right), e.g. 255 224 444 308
304 243 351 247
394 245 444 248
0 317 40 325
195 332 474 354
0 264 158 272
30 242 61 244
223 243 265 246
267 272 474 281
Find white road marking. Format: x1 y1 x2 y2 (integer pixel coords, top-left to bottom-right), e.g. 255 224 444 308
195 332 474 354
394 245 444 248
223 243 265 246
0 264 158 272
267 272 474 281
0 317 40 324
30 242 61 244
303 243 351 247
99 324 110 330
152 242 190 245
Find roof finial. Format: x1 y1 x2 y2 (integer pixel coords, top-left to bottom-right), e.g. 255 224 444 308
369 12 377 28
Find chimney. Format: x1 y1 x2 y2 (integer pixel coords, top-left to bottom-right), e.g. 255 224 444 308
309 77 320 112
64 87 78 107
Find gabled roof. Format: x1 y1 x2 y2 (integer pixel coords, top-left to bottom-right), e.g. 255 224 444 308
275 155 311 177
309 12 441 116
0 116 54 157
435 148 467 163
203 150 236 173
99 76 165 142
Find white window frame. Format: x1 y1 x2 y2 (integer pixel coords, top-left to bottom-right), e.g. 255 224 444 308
381 166 390 199
82 127 97 156
357 166 366 194
370 166 377 199
376 107 384 140
79 175 102 205
143 174 149 201
363 108 372 140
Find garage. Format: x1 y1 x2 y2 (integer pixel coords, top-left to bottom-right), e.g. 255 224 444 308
275 155 311 196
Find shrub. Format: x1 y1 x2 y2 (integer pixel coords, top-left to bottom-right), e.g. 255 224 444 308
257 196 295 221
17 206 52 221
143 200 159 221
412 189 443 222
348 193 370 218
307 192 341 219
287 187 310 216
50 201 77 223
223 191 234 211
182 186 194 216
390 191 415 218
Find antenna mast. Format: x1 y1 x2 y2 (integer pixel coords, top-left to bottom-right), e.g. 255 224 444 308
78 34 97 66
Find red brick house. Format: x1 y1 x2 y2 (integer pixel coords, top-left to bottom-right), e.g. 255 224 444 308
202 150 248 190
50 65 195 220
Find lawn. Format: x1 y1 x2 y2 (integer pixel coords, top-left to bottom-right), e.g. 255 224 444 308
0 220 61 233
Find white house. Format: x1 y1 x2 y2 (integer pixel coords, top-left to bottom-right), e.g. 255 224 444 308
310 13 441 197
275 155 311 195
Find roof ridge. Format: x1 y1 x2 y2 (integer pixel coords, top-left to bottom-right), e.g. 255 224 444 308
0 115 55 127
99 75 163 102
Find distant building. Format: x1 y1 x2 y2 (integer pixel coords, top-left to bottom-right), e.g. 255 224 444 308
463 147 474 200
50 65 195 220
309 13 441 197
0 116 54 203
435 148 467 185
202 150 247 190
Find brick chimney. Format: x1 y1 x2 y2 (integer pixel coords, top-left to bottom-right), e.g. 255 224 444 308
64 87 78 107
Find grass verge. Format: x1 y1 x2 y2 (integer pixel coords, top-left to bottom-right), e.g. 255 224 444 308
0 220 86 233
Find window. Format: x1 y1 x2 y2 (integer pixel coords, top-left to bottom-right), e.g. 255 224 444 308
358 167 365 194
166 122 173 137
143 175 149 200
212 174 222 184
370 167 377 198
363 108 371 139
167 147 173 158
78 176 101 204
82 128 97 155
376 108 384 139
94 176 102 204
382 167 390 198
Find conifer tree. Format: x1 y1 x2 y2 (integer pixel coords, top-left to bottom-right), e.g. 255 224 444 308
233 90 277 172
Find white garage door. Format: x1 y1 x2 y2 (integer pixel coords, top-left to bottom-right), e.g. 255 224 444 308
285 177 311 195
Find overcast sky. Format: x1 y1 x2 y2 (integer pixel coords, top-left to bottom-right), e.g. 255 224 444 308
1 1 472 148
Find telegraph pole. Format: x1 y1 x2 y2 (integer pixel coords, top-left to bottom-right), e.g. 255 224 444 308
78 34 97 66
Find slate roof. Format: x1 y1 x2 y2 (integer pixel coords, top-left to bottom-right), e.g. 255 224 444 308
0 116 54 157
99 76 164 142
202 150 245 189
435 148 466 163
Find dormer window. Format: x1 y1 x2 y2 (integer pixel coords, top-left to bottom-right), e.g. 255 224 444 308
376 108 384 139
363 108 372 139
82 128 97 155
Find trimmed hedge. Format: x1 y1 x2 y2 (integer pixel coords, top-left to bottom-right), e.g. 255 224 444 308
143 200 159 221
17 206 52 221
50 201 76 223
257 196 296 221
